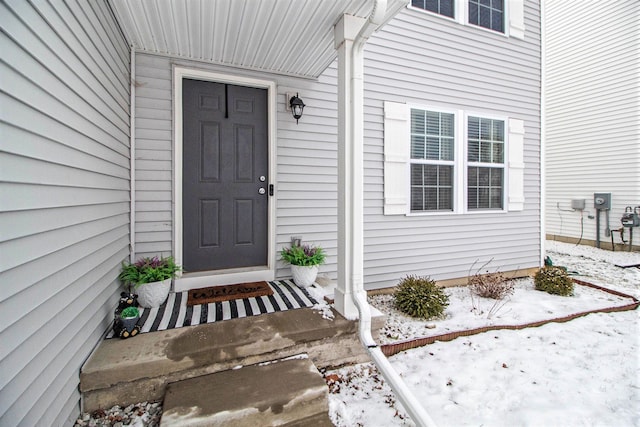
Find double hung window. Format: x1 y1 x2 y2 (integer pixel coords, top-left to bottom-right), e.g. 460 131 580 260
383 101 524 216
467 116 505 210
410 109 455 211
407 108 509 213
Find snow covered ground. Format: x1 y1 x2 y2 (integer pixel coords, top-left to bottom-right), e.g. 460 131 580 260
327 241 640 427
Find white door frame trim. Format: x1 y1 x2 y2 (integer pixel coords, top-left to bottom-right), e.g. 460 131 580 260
172 66 277 291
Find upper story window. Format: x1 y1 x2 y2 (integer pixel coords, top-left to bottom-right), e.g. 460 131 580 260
411 0 454 18
409 0 524 39
468 0 504 33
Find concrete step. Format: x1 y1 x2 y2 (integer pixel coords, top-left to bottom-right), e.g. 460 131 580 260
80 307 386 412
160 356 332 426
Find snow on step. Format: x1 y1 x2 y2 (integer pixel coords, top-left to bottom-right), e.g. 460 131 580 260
160 356 332 426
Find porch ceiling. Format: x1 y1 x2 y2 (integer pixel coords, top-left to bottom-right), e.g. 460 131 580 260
108 0 407 79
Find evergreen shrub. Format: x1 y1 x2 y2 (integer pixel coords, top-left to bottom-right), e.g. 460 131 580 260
394 275 449 319
534 266 574 296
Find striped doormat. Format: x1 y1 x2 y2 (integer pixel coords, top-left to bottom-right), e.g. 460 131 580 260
106 280 317 339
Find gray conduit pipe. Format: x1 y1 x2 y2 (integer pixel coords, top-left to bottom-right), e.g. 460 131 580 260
349 2 437 426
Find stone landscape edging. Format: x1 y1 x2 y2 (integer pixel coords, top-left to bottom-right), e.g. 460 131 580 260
380 279 640 357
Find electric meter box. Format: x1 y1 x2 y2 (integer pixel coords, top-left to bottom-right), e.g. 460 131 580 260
621 207 640 228
593 193 611 210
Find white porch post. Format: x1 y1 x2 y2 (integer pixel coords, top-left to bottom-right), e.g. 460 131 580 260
331 6 440 427
334 14 367 319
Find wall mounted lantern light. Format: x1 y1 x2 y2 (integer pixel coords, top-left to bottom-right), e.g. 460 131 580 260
289 93 305 124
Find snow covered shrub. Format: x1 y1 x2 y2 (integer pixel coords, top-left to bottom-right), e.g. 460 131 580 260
394 275 449 319
534 267 574 296
469 271 515 300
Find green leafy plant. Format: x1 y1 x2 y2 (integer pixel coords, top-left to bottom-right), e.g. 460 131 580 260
280 244 325 266
120 306 140 319
118 256 181 288
534 266 574 296
394 275 449 319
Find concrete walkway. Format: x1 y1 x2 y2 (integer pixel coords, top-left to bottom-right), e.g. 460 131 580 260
161 356 332 426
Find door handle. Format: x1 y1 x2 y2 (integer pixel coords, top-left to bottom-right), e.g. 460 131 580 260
258 187 266 195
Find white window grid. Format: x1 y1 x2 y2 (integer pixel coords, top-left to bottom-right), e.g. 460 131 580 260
409 108 458 212
408 0 510 37
464 113 508 212
406 106 509 215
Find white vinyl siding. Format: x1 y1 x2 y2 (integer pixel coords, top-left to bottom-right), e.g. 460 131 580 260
545 1 640 244
0 1 130 426
133 0 540 292
133 54 173 256
369 0 540 289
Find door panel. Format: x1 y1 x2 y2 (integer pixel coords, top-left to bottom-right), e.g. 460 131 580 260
183 79 268 272
200 122 221 181
200 199 220 247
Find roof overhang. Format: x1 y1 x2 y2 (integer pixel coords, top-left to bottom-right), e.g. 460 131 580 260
108 0 407 79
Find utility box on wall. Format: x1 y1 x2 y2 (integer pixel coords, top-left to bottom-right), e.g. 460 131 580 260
571 199 585 210
593 193 612 210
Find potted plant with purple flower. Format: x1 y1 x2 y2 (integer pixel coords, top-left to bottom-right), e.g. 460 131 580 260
280 243 325 287
118 256 181 308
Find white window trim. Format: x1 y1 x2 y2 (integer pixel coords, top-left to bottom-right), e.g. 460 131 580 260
406 104 462 215
383 101 525 216
407 0 525 40
463 111 509 213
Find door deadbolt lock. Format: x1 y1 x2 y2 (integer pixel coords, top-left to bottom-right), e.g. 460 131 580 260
258 187 266 195
259 176 266 182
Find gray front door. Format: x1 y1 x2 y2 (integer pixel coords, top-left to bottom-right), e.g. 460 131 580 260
182 79 268 272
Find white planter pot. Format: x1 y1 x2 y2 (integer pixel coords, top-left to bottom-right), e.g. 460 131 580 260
135 278 171 308
291 265 319 288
